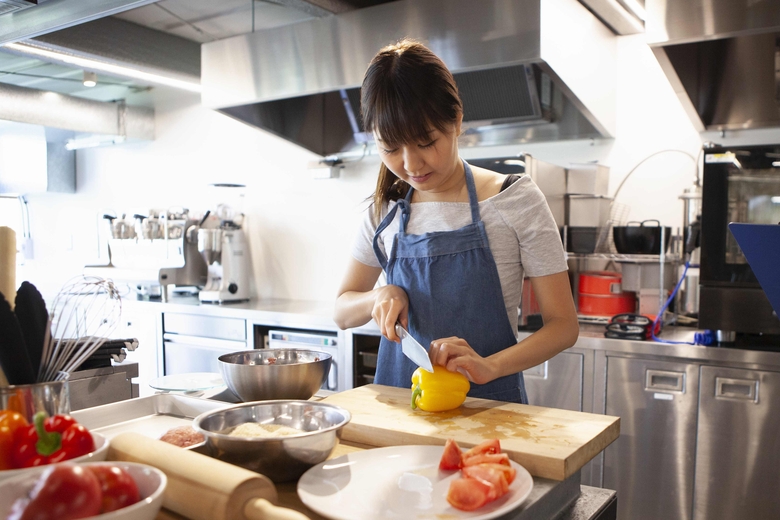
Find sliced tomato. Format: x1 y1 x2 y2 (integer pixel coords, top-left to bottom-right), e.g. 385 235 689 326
462 452 510 467
446 477 492 511
462 439 501 462
439 439 463 471
462 464 509 500
469 462 516 486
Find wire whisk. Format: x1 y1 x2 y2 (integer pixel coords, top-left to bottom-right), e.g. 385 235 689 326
39 276 122 382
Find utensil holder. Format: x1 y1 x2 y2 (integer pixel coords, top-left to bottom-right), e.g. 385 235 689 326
0 373 70 422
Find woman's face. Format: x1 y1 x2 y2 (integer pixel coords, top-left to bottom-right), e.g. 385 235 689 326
375 115 463 196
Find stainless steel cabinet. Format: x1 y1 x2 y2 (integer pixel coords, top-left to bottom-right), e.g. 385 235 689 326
603 356 699 520
693 366 780 520
162 313 247 375
523 351 584 411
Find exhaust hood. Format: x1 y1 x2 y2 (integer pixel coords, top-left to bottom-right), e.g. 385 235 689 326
646 0 780 133
201 0 617 156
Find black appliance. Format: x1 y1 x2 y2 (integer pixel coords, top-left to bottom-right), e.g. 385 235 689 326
699 144 780 338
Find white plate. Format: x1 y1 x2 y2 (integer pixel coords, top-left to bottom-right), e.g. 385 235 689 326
148 373 224 393
297 445 533 520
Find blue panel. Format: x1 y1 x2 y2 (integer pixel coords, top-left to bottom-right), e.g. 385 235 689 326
728 223 780 317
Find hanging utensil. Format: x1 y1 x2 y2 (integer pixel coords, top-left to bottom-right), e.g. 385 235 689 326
14 281 49 381
0 290 36 385
40 276 122 382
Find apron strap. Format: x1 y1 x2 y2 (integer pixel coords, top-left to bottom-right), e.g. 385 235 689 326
462 159 481 224
372 199 409 270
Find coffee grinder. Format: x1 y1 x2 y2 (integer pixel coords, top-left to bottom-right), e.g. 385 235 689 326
197 223 251 303
198 184 252 303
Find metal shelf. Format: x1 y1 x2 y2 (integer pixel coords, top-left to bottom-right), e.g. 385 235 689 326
566 252 681 263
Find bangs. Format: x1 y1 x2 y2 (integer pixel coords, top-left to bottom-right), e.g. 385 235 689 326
361 40 462 149
367 85 446 149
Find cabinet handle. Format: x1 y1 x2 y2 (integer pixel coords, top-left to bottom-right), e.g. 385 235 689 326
715 377 758 402
328 361 338 391
524 361 548 379
645 369 685 393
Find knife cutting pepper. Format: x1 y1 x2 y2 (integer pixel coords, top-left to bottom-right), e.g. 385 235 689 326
411 366 470 412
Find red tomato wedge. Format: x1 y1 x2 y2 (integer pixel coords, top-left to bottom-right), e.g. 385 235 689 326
462 464 509 500
468 462 517 486
446 477 492 511
462 439 501 462
439 439 463 471
462 452 511 467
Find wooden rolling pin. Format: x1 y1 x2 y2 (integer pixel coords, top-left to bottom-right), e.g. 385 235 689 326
108 432 309 520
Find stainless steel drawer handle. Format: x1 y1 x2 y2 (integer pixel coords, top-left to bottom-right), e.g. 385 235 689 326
645 370 685 393
715 377 758 402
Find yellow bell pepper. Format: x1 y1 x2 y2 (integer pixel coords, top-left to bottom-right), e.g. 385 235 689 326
411 366 470 412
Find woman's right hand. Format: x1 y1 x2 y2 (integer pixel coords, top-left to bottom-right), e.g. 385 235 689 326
372 284 409 342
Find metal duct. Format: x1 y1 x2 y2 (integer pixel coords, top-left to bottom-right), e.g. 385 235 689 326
202 0 617 156
0 82 154 139
0 0 157 45
647 0 780 132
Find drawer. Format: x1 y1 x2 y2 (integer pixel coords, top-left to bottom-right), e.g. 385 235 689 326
163 313 246 341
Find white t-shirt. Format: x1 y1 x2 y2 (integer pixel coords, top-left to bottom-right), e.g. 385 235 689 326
351 174 568 334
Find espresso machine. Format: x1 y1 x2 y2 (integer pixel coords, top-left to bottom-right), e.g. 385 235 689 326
197 220 252 304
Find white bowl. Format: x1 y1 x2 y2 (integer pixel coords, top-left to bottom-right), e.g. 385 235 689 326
0 431 109 482
0 461 167 520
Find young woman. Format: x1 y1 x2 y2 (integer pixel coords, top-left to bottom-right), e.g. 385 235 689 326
334 40 578 403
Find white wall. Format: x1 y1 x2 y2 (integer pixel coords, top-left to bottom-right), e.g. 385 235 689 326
13 33 780 303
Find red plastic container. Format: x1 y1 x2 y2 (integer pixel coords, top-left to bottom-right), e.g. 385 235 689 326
579 271 623 295
578 292 636 316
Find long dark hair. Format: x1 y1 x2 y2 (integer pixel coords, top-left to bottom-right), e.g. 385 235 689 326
361 39 463 222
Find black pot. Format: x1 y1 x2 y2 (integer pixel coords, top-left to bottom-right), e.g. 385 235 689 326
613 220 672 254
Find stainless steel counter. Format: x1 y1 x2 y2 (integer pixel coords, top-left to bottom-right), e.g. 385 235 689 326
520 325 780 371
125 294 338 332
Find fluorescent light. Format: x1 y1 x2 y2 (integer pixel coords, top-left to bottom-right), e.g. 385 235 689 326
772 161 780 167
771 196 780 204
4 42 202 93
83 71 97 87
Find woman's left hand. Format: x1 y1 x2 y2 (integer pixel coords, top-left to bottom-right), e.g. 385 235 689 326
428 337 497 385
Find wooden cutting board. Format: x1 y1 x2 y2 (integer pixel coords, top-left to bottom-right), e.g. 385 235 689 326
322 384 620 481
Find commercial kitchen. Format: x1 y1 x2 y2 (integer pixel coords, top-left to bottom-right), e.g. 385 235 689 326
1 0 779 519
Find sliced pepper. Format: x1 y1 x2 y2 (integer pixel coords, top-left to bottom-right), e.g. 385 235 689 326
411 366 470 412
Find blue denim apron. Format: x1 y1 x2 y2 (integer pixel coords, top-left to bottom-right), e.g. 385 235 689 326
372 160 528 403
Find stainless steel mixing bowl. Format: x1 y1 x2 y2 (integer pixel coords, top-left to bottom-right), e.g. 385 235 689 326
218 349 332 402
192 400 351 482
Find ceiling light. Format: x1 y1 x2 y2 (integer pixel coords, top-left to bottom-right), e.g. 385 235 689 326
3 42 202 93
83 71 97 87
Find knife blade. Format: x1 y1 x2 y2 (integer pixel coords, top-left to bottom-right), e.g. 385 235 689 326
395 324 434 373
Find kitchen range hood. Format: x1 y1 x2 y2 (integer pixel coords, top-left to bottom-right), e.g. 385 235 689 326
647 0 780 133
201 0 617 157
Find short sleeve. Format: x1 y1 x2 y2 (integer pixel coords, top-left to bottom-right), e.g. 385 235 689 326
351 205 383 268
494 176 567 278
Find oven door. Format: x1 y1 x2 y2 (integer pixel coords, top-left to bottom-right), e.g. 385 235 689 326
267 330 340 392
162 333 245 376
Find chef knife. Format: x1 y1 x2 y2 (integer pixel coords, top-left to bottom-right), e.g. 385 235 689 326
395 324 434 373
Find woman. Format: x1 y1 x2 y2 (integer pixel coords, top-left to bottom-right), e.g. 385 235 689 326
334 40 578 403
